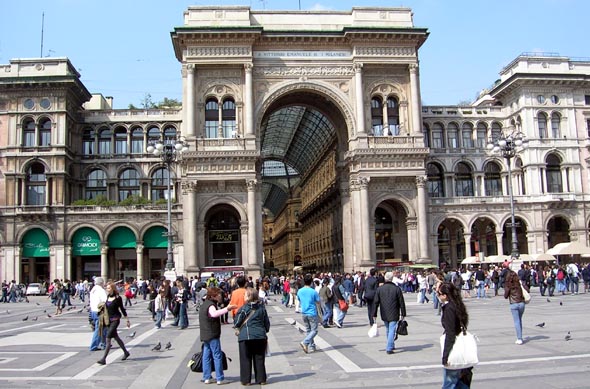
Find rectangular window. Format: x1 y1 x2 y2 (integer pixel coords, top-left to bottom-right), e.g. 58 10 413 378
222 120 236 138
39 130 51 146
432 132 443 148
485 179 502 196
462 131 473 148
24 131 35 147
99 140 111 155
131 139 143 154
83 140 94 155
455 180 474 196
585 95 590 105
115 139 127 155
205 121 218 138
27 185 45 205
448 131 458 149
428 181 442 197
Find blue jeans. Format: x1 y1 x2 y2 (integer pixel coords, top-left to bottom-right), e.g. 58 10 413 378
155 310 164 328
510 302 525 340
178 302 188 328
570 277 579 294
432 291 439 309
321 301 333 325
89 311 106 350
442 368 470 389
476 282 485 298
383 320 398 352
302 314 318 348
202 337 224 382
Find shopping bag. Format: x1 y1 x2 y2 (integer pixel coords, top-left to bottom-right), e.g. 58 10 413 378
440 330 479 369
368 323 379 338
265 342 272 357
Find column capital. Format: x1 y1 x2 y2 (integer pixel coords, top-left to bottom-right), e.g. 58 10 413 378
101 245 109 255
246 178 258 191
415 175 428 187
359 176 370 189
187 63 196 71
244 63 253 72
181 180 198 193
353 62 363 72
409 63 419 73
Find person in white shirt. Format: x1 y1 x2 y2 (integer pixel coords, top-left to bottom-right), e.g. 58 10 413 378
89 277 108 351
567 263 580 294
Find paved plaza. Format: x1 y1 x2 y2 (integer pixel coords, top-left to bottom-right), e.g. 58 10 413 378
0 288 588 388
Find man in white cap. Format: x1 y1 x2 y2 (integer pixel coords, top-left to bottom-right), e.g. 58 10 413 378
373 271 406 354
89 277 108 351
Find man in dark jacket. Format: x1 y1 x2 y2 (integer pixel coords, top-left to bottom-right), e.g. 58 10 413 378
373 271 406 354
364 268 378 326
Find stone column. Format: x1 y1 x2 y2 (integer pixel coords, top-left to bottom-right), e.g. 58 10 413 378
354 63 366 136
409 63 422 135
349 179 362 270
541 168 547 193
496 232 504 256
101 245 108 280
182 181 198 272
65 246 72 281
186 64 196 136
359 177 371 264
464 233 472 258
244 63 254 136
416 176 430 262
340 182 354 271
136 244 144 280
247 179 258 268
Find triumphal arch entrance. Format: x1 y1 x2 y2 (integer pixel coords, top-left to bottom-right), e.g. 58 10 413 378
172 6 431 277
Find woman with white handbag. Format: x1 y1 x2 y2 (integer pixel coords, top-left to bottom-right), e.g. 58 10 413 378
438 282 474 388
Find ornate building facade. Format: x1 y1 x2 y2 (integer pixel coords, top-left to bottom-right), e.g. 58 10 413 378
0 7 589 283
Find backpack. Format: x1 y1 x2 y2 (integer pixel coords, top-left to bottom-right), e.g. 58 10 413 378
557 269 565 281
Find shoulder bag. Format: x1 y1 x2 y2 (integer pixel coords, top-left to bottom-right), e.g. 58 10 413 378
520 282 531 304
234 309 256 336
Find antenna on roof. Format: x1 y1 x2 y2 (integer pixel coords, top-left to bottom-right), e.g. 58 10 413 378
40 12 45 58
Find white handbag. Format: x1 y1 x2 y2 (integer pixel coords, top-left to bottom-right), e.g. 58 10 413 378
368 323 379 338
520 282 531 304
440 330 479 369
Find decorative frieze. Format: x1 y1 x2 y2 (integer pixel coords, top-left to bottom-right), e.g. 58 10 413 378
187 46 251 57
355 47 415 57
253 66 355 77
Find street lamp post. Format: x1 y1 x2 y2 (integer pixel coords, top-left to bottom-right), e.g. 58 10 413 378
487 131 527 259
147 138 189 279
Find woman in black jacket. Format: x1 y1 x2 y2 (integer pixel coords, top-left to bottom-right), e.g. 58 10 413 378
234 288 271 386
438 282 472 388
97 282 130 365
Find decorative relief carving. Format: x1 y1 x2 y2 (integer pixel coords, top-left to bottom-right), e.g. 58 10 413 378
415 175 428 187
246 179 258 191
353 62 363 72
187 46 251 57
181 180 198 193
355 47 414 56
253 66 355 77
359 176 370 189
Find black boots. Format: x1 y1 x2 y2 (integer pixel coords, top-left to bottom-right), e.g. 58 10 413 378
115 336 130 361
97 337 129 365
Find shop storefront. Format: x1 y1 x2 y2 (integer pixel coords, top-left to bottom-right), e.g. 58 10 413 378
21 228 50 283
71 227 101 281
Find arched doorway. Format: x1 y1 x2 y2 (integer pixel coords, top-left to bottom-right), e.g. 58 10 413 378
143 225 168 279
374 202 408 267
547 216 570 248
21 228 50 283
259 88 350 273
502 217 528 255
71 227 101 281
107 226 137 281
437 218 466 269
205 205 242 267
470 217 498 257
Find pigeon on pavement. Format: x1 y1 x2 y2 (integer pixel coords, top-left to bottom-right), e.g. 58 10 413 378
32 316 38 321
36 302 41 306
22 316 28 321
565 332 572 341
546 298 550 302
47 314 52 318
560 301 563 306
152 342 161 351
127 331 136 338
165 342 172 350
535 322 545 328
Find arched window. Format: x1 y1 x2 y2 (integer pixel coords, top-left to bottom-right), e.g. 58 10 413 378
23 119 36 147
38 118 51 146
427 163 445 197
476 122 487 148
98 128 112 155
222 99 236 138
546 154 562 193
131 127 144 154
491 122 502 142
147 126 160 144
86 169 107 200
163 126 177 145
370 97 383 136
484 162 502 196
387 97 400 135
151 168 170 202
455 162 474 196
462 122 474 148
205 98 219 138
432 123 444 148
447 123 459 149
374 207 394 264
114 126 127 155
83 128 95 155
118 168 140 201
551 112 561 138
538 112 548 139
26 162 46 205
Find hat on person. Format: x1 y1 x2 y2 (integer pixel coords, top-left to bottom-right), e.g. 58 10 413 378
384 272 394 282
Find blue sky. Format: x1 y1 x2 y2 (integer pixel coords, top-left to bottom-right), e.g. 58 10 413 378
1 0 588 108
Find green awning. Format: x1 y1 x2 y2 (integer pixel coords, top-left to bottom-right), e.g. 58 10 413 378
143 226 167 248
72 227 101 256
22 228 50 257
107 226 136 248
